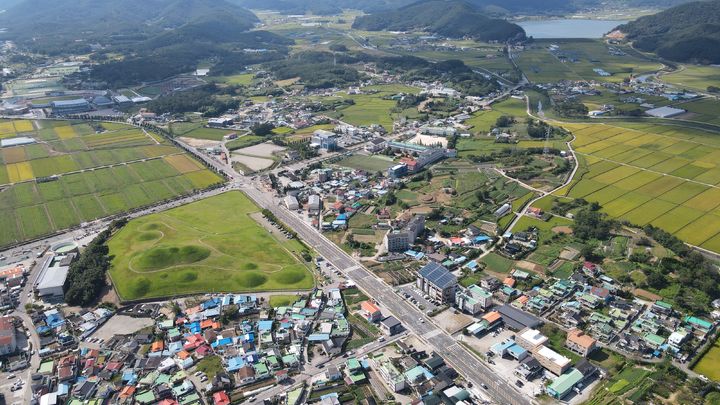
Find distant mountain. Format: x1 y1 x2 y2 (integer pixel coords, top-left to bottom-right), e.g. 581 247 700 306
617 0 720 64
233 0 573 15
352 0 526 42
0 0 259 51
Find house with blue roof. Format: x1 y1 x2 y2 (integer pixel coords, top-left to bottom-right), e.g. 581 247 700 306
227 357 246 372
258 320 274 332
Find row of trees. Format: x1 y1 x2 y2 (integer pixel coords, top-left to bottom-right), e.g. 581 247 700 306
63 219 126 306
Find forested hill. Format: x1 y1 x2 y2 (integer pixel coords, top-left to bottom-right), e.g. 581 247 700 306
0 0 259 52
352 0 526 42
617 0 720 64
232 0 573 15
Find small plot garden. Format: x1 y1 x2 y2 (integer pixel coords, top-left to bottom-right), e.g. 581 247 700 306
107 191 314 300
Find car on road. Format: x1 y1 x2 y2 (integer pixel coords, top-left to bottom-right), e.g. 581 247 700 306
7 374 16 379
515 380 524 387
481 383 488 390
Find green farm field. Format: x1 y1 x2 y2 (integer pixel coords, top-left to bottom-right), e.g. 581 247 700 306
107 191 314 300
328 84 420 128
660 65 720 93
558 121 720 251
517 39 661 84
693 338 720 382
0 119 223 248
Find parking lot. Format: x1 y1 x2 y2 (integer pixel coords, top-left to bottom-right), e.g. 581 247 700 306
460 329 546 399
85 315 154 345
398 283 440 315
0 369 30 405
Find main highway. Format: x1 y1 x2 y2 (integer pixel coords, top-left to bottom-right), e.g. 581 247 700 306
239 184 531 405
178 130 533 404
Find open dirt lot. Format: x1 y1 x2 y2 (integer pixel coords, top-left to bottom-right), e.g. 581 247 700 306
230 153 275 171
234 142 285 157
90 315 154 341
431 308 475 334
178 136 221 148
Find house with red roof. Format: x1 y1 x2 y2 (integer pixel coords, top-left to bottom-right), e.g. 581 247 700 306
213 390 231 405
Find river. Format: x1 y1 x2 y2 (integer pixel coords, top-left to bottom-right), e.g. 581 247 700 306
518 19 628 39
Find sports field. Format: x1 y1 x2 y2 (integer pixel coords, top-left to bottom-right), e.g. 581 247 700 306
558 121 720 252
107 191 314 300
0 120 223 247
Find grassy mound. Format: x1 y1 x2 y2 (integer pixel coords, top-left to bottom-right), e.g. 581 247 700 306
107 191 314 300
236 272 268 288
273 269 308 285
134 245 211 271
136 231 162 241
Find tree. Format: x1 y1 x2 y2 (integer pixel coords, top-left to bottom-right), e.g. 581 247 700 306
252 123 275 136
385 191 397 206
495 115 515 127
572 208 616 241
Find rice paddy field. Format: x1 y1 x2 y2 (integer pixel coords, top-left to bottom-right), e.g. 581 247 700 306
516 39 661 84
0 119 223 247
107 191 314 300
557 121 720 252
660 65 720 93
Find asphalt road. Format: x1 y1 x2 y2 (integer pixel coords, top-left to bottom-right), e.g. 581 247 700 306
239 184 532 405
183 132 532 405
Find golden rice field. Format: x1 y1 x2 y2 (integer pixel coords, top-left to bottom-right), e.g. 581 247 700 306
558 122 720 252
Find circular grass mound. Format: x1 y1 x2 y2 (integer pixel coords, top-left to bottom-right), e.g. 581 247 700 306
142 222 161 231
243 262 258 270
180 271 198 282
131 277 151 298
134 245 211 271
273 269 307 285
236 272 267 288
136 231 162 242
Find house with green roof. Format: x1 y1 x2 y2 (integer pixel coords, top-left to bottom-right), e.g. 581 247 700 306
684 316 714 336
135 390 157 405
345 357 366 384
253 362 270 379
547 368 584 399
644 333 665 350
282 354 300 368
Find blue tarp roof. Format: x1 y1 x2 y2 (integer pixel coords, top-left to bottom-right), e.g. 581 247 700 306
258 320 273 331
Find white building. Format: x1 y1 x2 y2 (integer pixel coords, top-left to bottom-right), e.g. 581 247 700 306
384 230 410 252
455 285 493 314
308 195 321 214
34 253 74 301
284 195 299 210
516 328 549 351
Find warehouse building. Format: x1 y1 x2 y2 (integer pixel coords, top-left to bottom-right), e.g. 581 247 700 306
34 253 76 301
645 106 686 118
51 99 91 115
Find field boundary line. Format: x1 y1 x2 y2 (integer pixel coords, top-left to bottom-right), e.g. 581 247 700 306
574 151 720 190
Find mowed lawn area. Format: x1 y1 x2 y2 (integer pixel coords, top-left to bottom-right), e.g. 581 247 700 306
108 191 314 300
0 119 223 248
557 121 720 252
